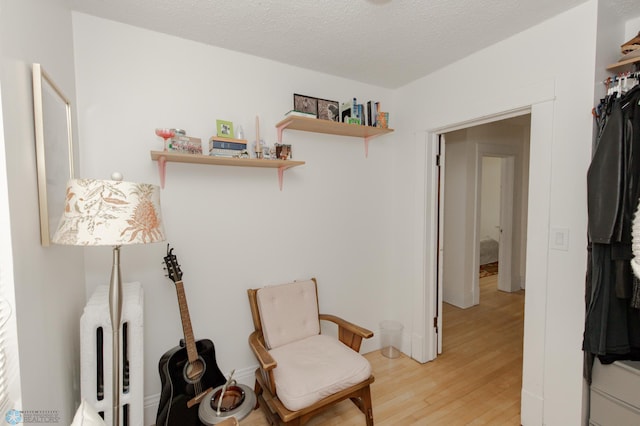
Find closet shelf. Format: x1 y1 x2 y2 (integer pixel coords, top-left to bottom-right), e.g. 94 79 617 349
150 150 305 190
275 115 394 157
607 56 640 72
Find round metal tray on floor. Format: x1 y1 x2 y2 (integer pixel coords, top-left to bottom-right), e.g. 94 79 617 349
199 383 256 425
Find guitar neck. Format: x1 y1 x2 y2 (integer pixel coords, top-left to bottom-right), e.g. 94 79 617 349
174 280 199 364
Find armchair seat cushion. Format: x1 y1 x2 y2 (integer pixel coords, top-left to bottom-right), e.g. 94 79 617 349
269 334 372 411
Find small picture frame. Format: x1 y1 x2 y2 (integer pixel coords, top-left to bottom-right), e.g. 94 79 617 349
216 119 234 138
275 143 292 160
317 98 339 121
293 94 318 116
376 111 389 128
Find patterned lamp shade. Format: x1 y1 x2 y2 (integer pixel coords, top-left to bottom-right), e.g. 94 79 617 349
52 178 165 246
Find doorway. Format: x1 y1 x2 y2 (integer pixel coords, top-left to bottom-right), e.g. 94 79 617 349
479 156 506 286
434 114 531 418
414 100 554 425
439 116 530 317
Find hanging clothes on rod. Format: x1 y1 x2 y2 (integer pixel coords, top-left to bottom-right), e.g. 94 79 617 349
604 72 640 97
584 77 640 383
593 73 640 145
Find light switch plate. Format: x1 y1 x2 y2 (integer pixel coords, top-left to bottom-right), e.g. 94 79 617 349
550 227 569 251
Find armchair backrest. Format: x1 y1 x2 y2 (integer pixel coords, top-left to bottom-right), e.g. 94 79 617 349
254 279 320 349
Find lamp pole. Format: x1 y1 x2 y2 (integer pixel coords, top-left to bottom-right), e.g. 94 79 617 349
109 245 123 426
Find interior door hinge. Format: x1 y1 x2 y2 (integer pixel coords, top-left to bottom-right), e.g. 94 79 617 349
433 317 438 332
436 155 440 166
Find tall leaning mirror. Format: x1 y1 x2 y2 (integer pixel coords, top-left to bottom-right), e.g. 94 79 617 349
32 63 75 247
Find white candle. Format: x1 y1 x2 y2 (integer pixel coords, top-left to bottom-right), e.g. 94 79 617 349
256 115 262 154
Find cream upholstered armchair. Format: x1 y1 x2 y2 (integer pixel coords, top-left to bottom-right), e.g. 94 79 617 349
247 278 374 425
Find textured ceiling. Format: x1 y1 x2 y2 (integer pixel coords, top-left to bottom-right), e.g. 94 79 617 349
70 0 640 89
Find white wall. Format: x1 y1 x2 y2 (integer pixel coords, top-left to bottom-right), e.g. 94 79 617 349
594 2 629 107
0 0 86 422
393 2 598 425
0 67 21 410
480 157 501 242
625 16 640 39
71 13 397 421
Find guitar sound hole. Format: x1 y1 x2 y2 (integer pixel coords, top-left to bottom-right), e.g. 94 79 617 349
211 386 246 412
183 356 206 383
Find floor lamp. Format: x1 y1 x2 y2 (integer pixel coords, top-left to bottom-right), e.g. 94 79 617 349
52 174 165 426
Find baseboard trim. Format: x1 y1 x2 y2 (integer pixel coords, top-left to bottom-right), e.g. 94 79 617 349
521 387 543 425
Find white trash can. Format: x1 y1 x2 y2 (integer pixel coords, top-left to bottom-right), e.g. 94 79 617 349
380 320 403 358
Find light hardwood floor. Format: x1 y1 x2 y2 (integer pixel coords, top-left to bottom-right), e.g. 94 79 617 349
241 274 524 425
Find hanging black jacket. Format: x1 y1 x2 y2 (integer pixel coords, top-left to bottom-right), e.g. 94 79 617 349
587 97 624 244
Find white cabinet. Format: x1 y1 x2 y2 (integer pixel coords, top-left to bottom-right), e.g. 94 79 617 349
590 359 640 425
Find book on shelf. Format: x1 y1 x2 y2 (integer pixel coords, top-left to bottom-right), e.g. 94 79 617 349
210 148 245 157
365 100 381 127
340 100 352 123
357 104 365 126
285 109 317 118
341 102 363 125
208 136 247 154
371 101 378 127
210 140 246 150
353 97 358 124
339 97 387 127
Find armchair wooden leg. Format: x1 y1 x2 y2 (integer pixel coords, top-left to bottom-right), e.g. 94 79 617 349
348 385 374 425
254 379 263 409
361 386 374 426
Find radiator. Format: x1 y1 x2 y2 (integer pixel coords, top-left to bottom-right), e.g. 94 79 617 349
81 282 144 426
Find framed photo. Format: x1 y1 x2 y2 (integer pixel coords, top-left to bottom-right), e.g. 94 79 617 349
275 143 292 160
216 119 234 138
32 63 75 247
293 94 318 116
317 98 339 121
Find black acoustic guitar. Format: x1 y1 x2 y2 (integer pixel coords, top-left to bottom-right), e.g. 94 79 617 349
156 245 226 426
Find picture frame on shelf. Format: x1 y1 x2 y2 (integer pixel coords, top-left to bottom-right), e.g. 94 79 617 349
317 98 339 121
376 111 389 128
275 143 292 160
170 135 202 154
293 94 318 116
216 119 234 138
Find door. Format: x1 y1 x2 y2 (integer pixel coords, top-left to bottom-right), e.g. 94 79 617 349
436 135 445 354
497 156 515 292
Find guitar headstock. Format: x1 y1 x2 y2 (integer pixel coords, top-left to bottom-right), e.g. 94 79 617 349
163 244 183 283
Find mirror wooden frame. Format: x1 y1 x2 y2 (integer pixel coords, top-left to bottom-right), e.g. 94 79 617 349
32 63 75 247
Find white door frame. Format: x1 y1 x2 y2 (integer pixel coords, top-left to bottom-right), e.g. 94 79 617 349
412 101 554 425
